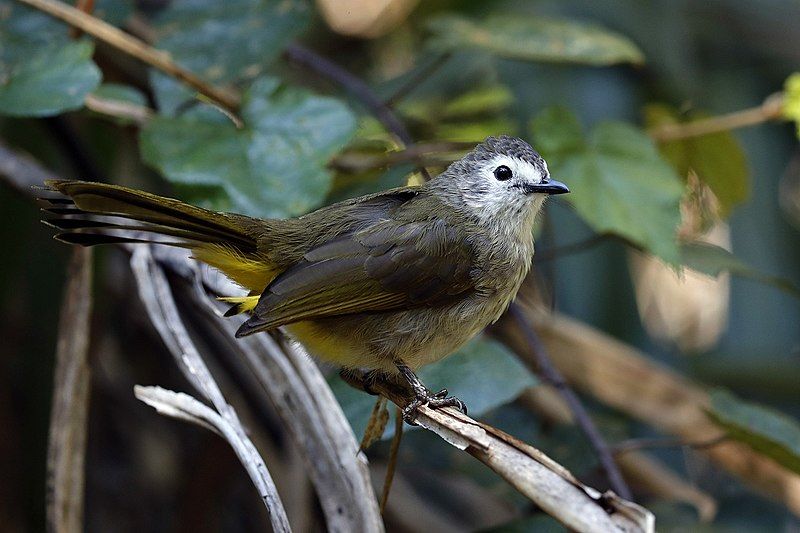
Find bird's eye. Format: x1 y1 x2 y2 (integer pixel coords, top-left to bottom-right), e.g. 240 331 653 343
494 165 513 181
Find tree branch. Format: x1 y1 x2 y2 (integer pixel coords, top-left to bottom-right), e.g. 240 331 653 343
129 247 290 532
507 303 633 501
15 0 240 112
46 246 93 533
648 92 785 142
342 372 654 533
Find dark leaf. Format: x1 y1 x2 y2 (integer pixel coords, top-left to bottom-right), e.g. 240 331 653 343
708 389 800 475
427 13 644 66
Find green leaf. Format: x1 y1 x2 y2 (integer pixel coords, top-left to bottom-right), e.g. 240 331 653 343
708 389 800 474
427 13 644 66
645 104 750 217
531 106 684 263
680 242 800 298
151 0 310 114
0 2 101 117
92 83 147 107
140 77 356 218
330 336 537 439
783 72 800 138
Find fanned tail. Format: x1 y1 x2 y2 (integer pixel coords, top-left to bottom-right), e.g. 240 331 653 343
41 180 275 293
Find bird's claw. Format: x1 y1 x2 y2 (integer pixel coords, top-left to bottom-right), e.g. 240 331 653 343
401 388 468 425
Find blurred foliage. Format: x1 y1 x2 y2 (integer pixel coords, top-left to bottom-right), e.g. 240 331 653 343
1 0 799 531
532 106 684 263
709 389 800 475
646 104 750 217
426 12 644 65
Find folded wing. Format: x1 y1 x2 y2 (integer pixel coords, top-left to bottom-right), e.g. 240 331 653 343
235 217 475 336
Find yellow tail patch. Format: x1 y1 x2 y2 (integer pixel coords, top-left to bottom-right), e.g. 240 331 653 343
218 295 260 315
192 243 275 292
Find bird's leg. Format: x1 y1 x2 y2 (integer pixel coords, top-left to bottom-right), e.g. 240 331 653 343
395 361 467 424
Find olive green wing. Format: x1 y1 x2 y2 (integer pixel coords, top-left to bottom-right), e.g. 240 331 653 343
235 218 475 337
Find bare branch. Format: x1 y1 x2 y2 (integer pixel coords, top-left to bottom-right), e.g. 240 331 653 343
648 92 785 142
15 0 240 113
507 303 633 501
497 302 800 516
46 247 93 533
344 372 654 533
172 264 383 532
129 247 290 532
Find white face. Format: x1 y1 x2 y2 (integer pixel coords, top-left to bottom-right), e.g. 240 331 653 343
459 154 551 223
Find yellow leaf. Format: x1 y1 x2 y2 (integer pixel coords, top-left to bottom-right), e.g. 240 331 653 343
783 72 800 138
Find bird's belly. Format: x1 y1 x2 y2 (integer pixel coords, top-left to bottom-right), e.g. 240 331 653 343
284 300 495 373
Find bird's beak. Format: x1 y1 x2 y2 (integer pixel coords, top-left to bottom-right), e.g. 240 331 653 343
524 179 570 195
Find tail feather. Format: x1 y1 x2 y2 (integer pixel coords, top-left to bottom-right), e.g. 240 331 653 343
44 179 256 250
42 180 275 291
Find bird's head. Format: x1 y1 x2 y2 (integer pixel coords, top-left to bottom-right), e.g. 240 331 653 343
431 135 569 225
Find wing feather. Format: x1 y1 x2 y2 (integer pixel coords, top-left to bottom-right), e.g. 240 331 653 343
235 216 475 337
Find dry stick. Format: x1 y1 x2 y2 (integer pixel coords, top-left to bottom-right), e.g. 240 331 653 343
129 248 291 532
508 303 633 501
46 247 93 533
345 372 654 533
174 266 383 533
285 43 431 181
648 92 785 142
14 0 240 112
380 408 404 515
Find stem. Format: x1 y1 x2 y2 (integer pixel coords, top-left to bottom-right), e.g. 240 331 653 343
15 0 240 113
380 407 404 514
648 92 785 142
385 52 452 107
285 43 431 180
508 303 633 501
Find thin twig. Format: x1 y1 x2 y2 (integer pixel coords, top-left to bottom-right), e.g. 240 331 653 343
15 0 240 112
535 233 616 262
380 407 404 514
384 52 453 107
330 141 475 173
46 246 93 533
508 303 633 501
84 94 154 125
648 92 785 142
130 247 290 532
285 43 431 181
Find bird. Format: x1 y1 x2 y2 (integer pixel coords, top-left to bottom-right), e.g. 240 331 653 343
42 135 568 421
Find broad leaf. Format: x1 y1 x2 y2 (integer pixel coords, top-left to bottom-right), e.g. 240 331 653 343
531 106 684 263
427 13 644 66
0 2 101 116
140 77 356 218
680 242 800 298
646 104 750 217
330 336 537 438
708 389 800 475
150 0 310 114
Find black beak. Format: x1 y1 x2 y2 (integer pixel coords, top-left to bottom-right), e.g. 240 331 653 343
524 179 570 195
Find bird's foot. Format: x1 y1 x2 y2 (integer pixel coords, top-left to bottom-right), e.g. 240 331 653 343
396 362 468 424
